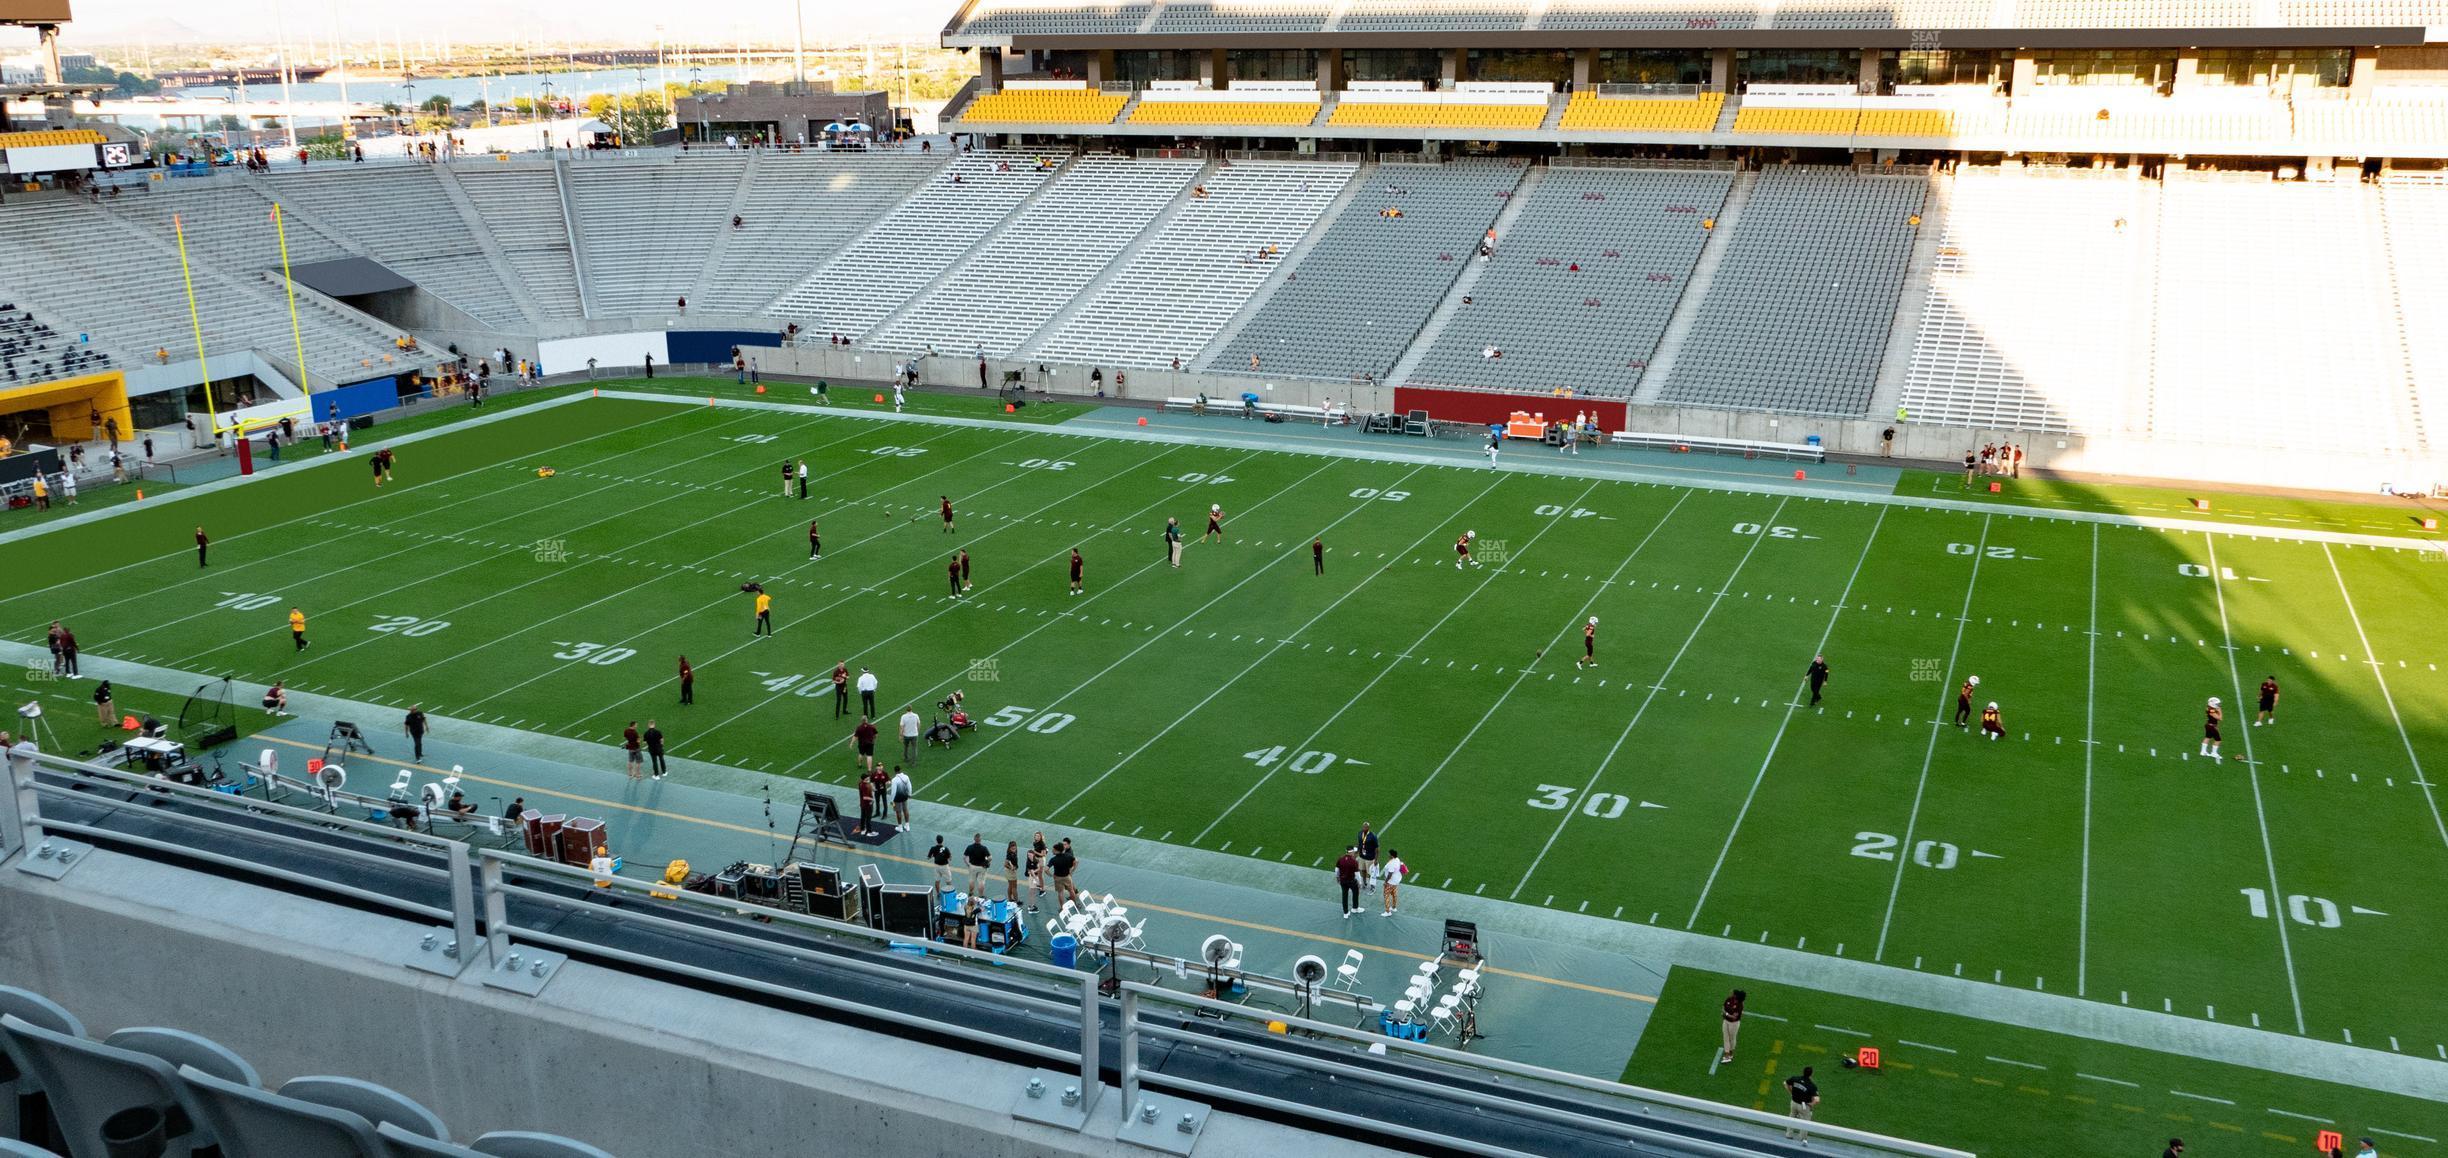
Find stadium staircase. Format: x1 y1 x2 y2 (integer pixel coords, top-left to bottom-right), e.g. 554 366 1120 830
686 153 768 304
854 151 1096 349
1867 165 1956 421
430 165 550 330
1194 160 1377 368
1007 158 1218 356
1630 167 1754 402
554 159 596 318
1711 93 1744 134
2371 184 2434 451
1383 164 1546 387
937 75 986 125
1540 94 1570 131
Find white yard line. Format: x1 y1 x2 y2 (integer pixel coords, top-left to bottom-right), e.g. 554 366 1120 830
2321 543 2448 851
1681 506 1888 923
2205 534 2308 1035
324 417 939 699
476 429 1052 723
913 459 1423 797
1082 470 1517 832
1186 475 1597 843
100 408 808 655
2079 522 2099 997
6 397 698 633
1873 514 1991 961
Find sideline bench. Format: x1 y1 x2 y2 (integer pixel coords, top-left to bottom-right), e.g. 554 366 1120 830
1611 431 1826 462
1164 395 1343 423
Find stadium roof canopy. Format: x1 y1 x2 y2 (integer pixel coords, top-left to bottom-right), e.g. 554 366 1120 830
941 0 2448 49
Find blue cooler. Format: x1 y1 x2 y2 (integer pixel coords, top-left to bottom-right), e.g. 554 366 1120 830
1051 934 1078 969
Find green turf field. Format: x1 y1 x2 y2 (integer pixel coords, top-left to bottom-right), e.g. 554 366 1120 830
1624 968 2442 1156
8 387 2447 1106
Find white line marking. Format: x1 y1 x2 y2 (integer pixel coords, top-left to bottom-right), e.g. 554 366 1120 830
2206 535 2307 1035
2169 1090 2236 1106
2079 523 2098 997
1685 507 1887 924
1896 1039 1956 1054
1984 1055 2045 1071
2265 1109 2333 1124
2322 543 2448 850
2077 1073 2140 1088
1511 495 1799 897
1876 514 1992 959
2367 1128 2439 1144
1813 1024 1871 1037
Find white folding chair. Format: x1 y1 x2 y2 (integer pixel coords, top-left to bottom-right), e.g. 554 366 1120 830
1428 994 1462 1037
1332 949 1363 991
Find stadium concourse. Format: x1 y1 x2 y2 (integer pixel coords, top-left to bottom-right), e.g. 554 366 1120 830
3 0 2448 1154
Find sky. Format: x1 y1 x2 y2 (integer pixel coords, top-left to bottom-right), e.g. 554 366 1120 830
3 0 953 49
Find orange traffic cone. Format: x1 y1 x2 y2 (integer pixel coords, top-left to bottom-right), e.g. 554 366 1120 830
591 388 599 397
1794 469 1806 480
134 489 144 500
873 393 885 404
755 384 766 394
1136 416 1147 427
120 715 140 730
1005 403 1016 413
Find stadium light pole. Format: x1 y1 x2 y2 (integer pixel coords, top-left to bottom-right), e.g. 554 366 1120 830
793 0 808 88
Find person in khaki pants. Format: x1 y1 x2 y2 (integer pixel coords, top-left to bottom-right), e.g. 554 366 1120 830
1784 1067 1819 1141
1719 989 1746 1063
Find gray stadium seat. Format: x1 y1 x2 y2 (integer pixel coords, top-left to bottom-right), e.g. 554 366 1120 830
279 1075 450 1141
0 1013 216 1158
175 1064 386 1158
0 988 81 1146
101 1029 258 1088
377 1120 487 1157
0 1139 63 1156
468 1132 618 1158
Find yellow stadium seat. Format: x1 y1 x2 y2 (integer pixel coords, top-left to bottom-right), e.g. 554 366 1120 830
1855 109 1954 138
1327 102 1547 130
1731 106 1862 135
961 89 1128 126
1129 100 1323 127
0 128 106 149
1558 92 1724 133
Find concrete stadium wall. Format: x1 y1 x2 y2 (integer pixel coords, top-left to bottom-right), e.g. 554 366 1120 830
0 848 1396 1158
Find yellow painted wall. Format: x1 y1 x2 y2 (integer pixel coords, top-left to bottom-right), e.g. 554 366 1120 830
0 371 134 445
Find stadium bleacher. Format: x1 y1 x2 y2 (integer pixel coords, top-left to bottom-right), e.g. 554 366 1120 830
1559 93 1724 133
1130 98 1324 127
1327 100 1550 131
255 167 531 331
1900 167 2145 434
1033 159 1359 368
103 180 354 278
1147 0 1334 31
766 150 1069 340
1202 161 1526 381
1405 165 1735 398
448 164 586 322
1657 166 1928 416
0 198 402 387
0 304 109 387
958 88 1130 125
690 151 945 317
564 155 752 318
872 154 1205 356
2378 180 2448 443
2143 173 2423 455
955 0 1156 35
1335 0 1534 29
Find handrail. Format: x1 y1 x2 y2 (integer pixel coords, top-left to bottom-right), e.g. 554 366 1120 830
0 749 1972 1157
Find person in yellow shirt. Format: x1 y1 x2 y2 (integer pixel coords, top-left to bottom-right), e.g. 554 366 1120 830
752 589 772 636
288 607 309 651
30 474 48 510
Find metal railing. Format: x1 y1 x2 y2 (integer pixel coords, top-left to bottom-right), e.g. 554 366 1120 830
1 748 1972 1157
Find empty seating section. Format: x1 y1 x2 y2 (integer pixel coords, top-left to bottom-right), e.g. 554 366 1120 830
107 180 354 274
1328 101 1548 130
2295 95 2448 156
1203 163 1524 380
691 152 945 316
955 0 1154 35
960 89 1129 125
0 304 110 386
1732 106 1859 135
2379 182 2448 442
1149 0 1332 30
767 151 1066 339
0 128 103 147
1540 0 1760 28
565 157 749 317
1901 169 2142 434
2145 177 2420 455
0 983 612 1157
1033 160 1358 367
2012 0 2252 24
873 156 1204 355
1336 0 1531 28
2279 0 2448 21
1560 93 1722 132
1130 99 1322 126
258 167 528 330
1659 167 1927 416
1856 109 1955 137
1408 166 1732 397
0 198 400 385
1772 0 1999 26
451 166 585 321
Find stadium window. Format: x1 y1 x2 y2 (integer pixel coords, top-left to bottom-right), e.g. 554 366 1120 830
1466 49 1572 86
1116 50 1203 87
1229 49 1319 83
1596 49 1709 87
2193 48 2350 89
2025 49 2177 89
1342 48 1442 85
1735 50 1854 86
1895 49 2000 89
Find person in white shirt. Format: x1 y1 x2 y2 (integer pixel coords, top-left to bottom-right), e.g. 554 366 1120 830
898 707 922 766
889 766 913 829
856 668 878 717
57 471 76 505
1381 850 1408 916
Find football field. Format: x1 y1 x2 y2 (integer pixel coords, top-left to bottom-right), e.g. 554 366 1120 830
11 387 2448 1068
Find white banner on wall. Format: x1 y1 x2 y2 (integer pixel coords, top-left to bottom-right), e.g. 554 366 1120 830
539 331 671 376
